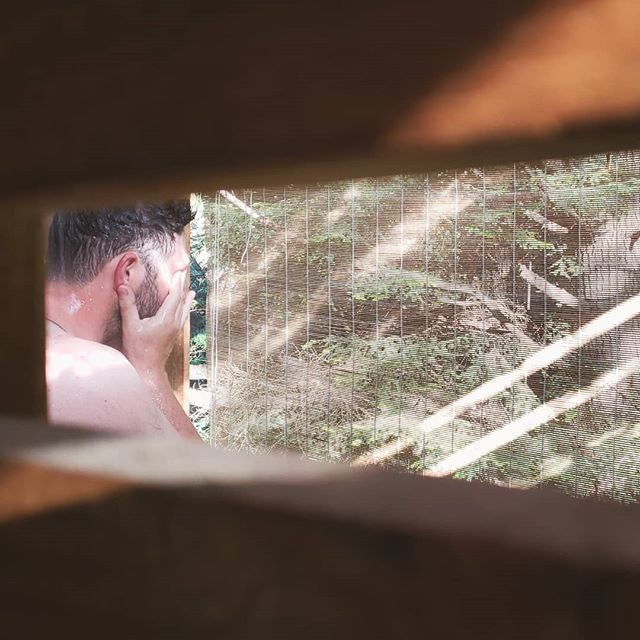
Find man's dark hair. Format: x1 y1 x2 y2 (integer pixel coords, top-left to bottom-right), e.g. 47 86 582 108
47 200 194 283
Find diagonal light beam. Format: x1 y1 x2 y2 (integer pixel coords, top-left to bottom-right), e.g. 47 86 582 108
414 290 640 438
428 354 640 478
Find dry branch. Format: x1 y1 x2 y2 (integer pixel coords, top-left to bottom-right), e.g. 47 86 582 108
522 209 568 233
518 263 579 307
219 190 270 224
428 276 518 322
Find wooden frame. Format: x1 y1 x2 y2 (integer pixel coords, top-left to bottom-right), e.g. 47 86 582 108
0 208 47 419
2 0 640 635
166 226 191 408
3 418 640 637
3 1 640 211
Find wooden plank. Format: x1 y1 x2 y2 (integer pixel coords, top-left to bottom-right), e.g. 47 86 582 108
1 3 640 635
1 417 640 638
166 226 191 408
0 209 46 418
1 0 639 211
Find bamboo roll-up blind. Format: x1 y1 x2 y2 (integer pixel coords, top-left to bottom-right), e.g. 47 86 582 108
189 150 640 502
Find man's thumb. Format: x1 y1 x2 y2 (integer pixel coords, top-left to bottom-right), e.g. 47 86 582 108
117 285 140 323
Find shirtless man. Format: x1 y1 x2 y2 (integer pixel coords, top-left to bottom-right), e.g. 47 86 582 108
46 200 200 440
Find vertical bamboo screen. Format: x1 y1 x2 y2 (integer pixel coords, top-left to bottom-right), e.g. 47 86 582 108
189 151 640 502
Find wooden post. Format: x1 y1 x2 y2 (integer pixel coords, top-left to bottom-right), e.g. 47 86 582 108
1 2 640 206
0 208 47 419
3 418 640 638
166 226 191 409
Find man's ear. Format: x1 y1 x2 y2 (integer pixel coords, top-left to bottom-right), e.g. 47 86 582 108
113 252 145 292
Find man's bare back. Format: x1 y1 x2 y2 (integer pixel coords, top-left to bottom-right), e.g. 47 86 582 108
47 324 176 436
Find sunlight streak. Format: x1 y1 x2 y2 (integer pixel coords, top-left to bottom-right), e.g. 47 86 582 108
428 354 640 477
540 456 573 482
415 290 640 438
247 285 329 355
355 182 476 274
354 435 413 466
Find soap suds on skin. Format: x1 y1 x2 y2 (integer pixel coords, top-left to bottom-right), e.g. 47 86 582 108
67 293 82 315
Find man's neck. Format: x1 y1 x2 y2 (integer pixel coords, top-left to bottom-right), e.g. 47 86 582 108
45 279 113 343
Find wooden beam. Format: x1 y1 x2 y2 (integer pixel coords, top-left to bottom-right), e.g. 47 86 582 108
1 0 639 211
2 417 640 637
0 209 46 419
166 226 191 408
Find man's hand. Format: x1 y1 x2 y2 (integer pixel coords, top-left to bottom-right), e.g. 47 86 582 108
116 270 201 441
117 271 195 377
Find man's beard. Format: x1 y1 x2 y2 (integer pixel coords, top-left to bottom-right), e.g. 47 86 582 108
102 266 162 350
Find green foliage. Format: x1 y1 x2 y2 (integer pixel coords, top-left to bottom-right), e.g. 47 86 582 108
190 332 207 365
543 316 572 342
549 256 584 279
352 269 435 303
309 226 354 245
515 230 556 252
528 154 640 228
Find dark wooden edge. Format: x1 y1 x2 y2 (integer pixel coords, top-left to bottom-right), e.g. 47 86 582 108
2 1 640 212
166 226 191 407
4 119 640 217
2 418 640 637
0 209 47 419
1 418 640 572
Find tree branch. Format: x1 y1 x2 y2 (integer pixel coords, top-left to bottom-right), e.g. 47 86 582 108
518 263 578 307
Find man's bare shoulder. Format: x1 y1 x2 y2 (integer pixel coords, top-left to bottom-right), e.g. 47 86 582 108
48 332 129 368
47 334 173 436
47 333 141 390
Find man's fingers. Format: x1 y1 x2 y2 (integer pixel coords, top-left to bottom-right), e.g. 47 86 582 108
174 272 190 322
117 285 140 326
158 271 184 318
180 290 196 326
